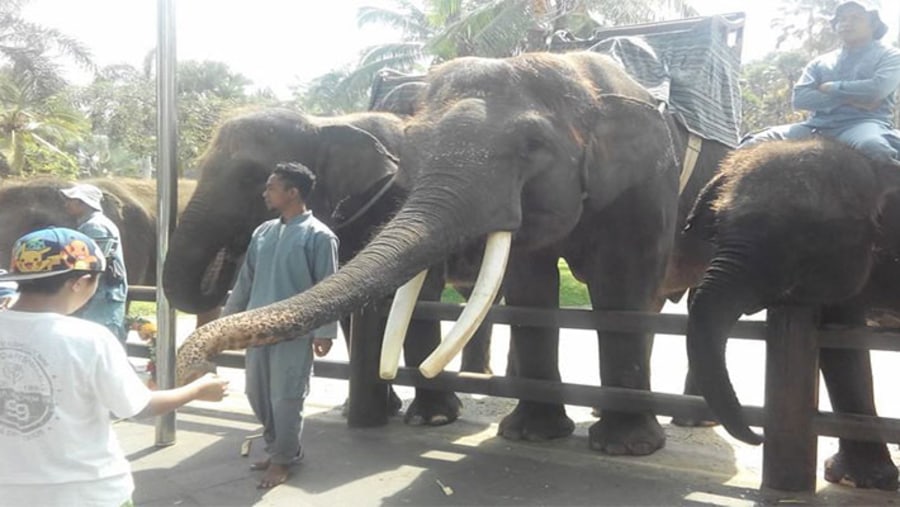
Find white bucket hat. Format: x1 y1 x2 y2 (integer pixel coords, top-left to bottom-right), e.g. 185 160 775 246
61 183 104 211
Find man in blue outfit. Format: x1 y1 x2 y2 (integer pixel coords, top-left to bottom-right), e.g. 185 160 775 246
61 183 129 344
222 162 339 489
741 1 900 163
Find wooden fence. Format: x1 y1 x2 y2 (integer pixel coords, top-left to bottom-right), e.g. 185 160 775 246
126 286 900 493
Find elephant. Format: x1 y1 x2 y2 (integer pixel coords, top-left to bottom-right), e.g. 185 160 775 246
175 51 732 455
684 138 900 490
0 177 197 287
161 107 478 424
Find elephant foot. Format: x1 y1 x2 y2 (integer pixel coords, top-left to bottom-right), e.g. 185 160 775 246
340 387 403 418
670 416 718 428
404 390 461 426
498 401 574 441
823 446 898 490
588 412 665 456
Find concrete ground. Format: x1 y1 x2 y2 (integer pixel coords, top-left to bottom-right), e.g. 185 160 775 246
116 302 900 506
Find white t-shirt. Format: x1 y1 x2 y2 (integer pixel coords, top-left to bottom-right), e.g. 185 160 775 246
0 311 153 506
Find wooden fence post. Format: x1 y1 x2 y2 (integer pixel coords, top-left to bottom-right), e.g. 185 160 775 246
762 305 820 492
347 302 390 427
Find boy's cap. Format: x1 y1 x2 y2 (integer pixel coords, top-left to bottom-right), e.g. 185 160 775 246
61 183 103 211
0 227 107 282
831 1 889 40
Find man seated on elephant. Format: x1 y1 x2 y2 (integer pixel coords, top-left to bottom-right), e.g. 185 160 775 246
740 1 900 163
61 183 129 344
221 162 339 489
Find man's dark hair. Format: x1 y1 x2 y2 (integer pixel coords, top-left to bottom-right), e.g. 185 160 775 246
16 271 100 295
273 162 316 201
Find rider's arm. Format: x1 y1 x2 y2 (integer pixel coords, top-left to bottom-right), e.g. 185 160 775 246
830 50 900 102
792 60 844 112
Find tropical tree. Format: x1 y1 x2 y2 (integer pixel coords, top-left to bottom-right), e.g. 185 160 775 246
0 0 94 177
76 58 278 177
306 0 699 112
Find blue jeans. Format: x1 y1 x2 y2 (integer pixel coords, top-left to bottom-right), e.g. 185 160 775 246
741 120 900 162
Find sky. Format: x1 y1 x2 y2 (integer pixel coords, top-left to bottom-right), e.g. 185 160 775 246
20 0 900 99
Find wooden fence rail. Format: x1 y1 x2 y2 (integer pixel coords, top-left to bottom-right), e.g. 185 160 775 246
126 285 900 493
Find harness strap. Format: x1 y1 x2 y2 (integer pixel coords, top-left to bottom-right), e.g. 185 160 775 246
332 173 398 232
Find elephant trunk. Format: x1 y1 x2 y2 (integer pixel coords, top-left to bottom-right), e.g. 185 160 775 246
686 245 764 445
163 204 244 314
176 188 479 385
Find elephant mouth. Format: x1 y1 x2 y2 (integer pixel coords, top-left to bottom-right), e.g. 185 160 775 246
199 247 240 298
379 231 512 379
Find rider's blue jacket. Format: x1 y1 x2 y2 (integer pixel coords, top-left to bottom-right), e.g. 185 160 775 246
792 40 900 129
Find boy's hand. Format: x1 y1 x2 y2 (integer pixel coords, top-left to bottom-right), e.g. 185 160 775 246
192 373 229 401
313 338 333 357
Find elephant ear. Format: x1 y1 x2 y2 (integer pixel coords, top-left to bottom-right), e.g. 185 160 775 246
99 189 125 225
584 94 678 210
684 169 731 241
315 124 400 217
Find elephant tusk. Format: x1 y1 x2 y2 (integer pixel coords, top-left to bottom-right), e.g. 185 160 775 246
419 231 511 378
379 269 429 379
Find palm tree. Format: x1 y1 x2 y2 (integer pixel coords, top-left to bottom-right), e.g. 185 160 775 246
314 0 699 111
0 0 94 176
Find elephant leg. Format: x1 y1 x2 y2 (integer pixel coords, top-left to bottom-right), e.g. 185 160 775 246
498 248 575 441
581 179 675 456
820 306 897 490
671 287 718 428
338 316 401 418
403 267 461 426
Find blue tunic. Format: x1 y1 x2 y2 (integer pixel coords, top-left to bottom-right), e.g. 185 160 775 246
74 211 128 343
222 211 339 465
793 41 900 129
742 41 900 162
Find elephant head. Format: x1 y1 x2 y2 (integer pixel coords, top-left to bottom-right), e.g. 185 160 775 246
176 51 678 385
683 138 900 445
162 108 405 314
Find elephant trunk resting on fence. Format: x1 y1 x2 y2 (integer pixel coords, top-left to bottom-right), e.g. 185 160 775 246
684 138 900 490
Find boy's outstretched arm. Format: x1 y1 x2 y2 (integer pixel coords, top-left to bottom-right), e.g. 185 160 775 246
137 373 229 418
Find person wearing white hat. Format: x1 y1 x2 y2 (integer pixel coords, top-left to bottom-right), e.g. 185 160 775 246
62 183 129 344
740 0 900 164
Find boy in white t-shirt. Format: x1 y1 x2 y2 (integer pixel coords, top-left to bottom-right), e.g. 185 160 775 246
0 227 229 507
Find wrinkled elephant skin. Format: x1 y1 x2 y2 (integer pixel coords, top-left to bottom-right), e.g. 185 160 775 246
176 52 731 455
164 108 465 425
685 138 900 489
0 177 196 286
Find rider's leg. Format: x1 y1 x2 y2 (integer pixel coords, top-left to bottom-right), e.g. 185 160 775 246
832 121 899 162
737 122 815 148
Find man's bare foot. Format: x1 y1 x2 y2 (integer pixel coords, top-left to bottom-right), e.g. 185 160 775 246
257 463 290 489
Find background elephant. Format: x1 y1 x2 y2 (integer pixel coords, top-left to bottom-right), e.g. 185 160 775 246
0 177 196 287
684 138 900 490
162 107 471 424
177 51 732 455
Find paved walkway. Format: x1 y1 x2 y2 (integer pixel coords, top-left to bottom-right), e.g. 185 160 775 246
115 308 900 506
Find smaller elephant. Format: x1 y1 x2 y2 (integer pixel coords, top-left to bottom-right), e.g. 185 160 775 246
0 178 197 287
685 138 900 490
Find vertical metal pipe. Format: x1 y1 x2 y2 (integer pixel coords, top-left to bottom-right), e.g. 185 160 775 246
155 0 178 447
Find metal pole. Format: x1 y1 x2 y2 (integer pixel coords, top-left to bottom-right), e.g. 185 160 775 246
155 0 178 447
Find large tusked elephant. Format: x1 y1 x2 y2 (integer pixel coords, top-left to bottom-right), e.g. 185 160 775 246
175 51 730 455
0 177 196 286
685 138 900 489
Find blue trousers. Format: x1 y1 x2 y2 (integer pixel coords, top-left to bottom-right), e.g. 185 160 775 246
245 337 315 465
741 120 900 162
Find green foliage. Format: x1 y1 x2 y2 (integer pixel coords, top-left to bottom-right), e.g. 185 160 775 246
440 259 591 307
299 0 702 112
